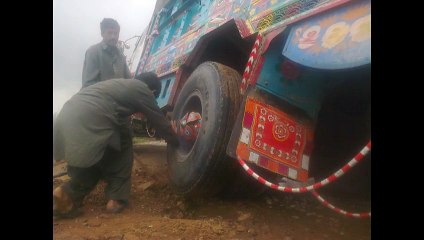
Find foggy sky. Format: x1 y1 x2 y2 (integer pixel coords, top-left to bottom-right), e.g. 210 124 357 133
53 0 156 113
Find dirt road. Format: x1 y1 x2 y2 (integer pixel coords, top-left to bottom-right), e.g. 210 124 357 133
53 142 371 240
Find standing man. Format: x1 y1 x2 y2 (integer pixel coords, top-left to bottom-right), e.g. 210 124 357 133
53 73 178 218
82 18 131 88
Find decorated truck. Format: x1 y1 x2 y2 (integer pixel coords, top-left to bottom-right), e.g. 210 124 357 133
133 0 371 216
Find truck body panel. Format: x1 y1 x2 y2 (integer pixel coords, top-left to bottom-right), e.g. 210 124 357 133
133 0 370 186
137 0 355 109
282 0 370 69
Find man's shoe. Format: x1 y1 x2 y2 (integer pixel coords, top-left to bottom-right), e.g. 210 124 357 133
53 186 81 219
106 200 127 214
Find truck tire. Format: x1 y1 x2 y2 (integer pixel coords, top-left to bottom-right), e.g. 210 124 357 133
167 62 242 197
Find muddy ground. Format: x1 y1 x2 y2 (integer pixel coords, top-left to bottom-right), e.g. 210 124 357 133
53 142 371 240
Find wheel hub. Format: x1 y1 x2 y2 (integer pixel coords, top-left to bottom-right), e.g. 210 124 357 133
176 111 202 142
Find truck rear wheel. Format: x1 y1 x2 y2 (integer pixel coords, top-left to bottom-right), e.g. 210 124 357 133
167 62 243 197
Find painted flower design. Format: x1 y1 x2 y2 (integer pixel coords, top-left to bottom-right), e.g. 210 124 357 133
298 26 321 49
350 14 371 42
321 22 350 49
273 122 289 141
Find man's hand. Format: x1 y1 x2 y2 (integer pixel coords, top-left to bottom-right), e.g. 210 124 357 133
171 120 178 135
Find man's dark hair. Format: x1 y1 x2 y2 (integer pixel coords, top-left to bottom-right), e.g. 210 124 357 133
135 72 161 98
100 18 120 33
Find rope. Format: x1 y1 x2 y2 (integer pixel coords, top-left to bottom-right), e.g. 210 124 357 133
237 141 371 193
237 140 371 217
311 190 371 218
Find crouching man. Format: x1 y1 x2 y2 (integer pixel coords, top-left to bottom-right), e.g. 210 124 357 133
53 72 178 218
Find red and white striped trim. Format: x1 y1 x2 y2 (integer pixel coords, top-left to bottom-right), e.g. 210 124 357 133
312 191 371 218
237 141 371 193
237 140 371 217
240 34 262 94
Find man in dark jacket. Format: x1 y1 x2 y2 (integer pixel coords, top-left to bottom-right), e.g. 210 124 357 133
82 18 131 88
53 72 178 218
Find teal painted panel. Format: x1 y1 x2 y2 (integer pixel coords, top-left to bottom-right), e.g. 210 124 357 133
156 76 176 108
256 41 331 120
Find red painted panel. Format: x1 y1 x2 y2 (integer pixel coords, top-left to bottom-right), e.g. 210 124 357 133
248 98 307 169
